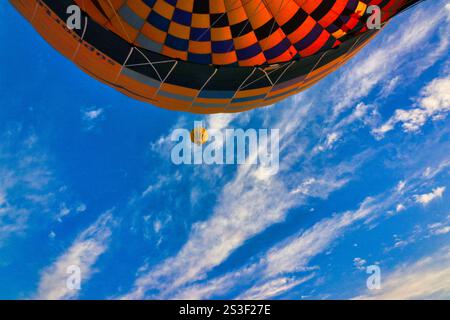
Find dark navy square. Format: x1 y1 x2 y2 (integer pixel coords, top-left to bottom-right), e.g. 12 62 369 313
143 0 156 7
188 53 212 65
165 34 189 51
173 8 192 26
236 43 262 61
264 38 291 60
212 40 234 53
165 0 177 6
147 11 171 31
190 28 211 41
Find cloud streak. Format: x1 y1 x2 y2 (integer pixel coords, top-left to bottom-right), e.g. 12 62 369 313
331 1 450 117
414 186 446 206
123 95 369 299
355 246 450 300
35 210 115 300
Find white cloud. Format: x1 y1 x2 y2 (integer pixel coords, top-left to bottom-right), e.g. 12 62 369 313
331 2 450 117
312 102 379 155
263 197 376 277
171 194 390 300
373 75 450 137
385 210 450 253
122 98 369 299
129 155 364 298
76 204 87 213
313 132 340 153
326 132 340 147
335 102 376 129
427 214 450 235
237 275 314 300
380 76 401 98
0 128 92 249
206 114 237 132
414 186 446 205
171 264 258 300
0 132 56 244
432 226 450 235
396 204 406 213
290 153 369 199
83 108 103 120
419 76 450 114
353 258 367 271
355 247 450 300
35 210 114 300
0 191 6 206
141 171 182 197
428 220 450 236
153 220 162 233
397 181 406 192
165 150 448 300
57 203 71 220
421 161 450 180
412 4 450 77
125 173 297 299
82 108 104 131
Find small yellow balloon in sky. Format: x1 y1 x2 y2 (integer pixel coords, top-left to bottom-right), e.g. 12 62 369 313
190 127 209 145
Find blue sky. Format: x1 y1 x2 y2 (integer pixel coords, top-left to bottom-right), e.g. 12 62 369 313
0 1 449 300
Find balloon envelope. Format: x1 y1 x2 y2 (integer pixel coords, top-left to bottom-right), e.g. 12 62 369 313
10 0 421 113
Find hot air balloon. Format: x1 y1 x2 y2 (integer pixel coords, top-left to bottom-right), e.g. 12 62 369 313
10 0 421 114
190 127 209 145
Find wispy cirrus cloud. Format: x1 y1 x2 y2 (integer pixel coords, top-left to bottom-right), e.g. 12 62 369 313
354 246 450 300
237 275 315 300
35 210 115 300
414 186 446 206
168 193 394 300
428 215 450 236
373 75 450 137
331 1 450 117
155 143 450 300
122 94 370 299
0 126 91 245
82 107 104 131
0 130 54 244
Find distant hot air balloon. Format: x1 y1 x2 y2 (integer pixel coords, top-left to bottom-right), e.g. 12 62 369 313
10 0 422 114
190 126 209 145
